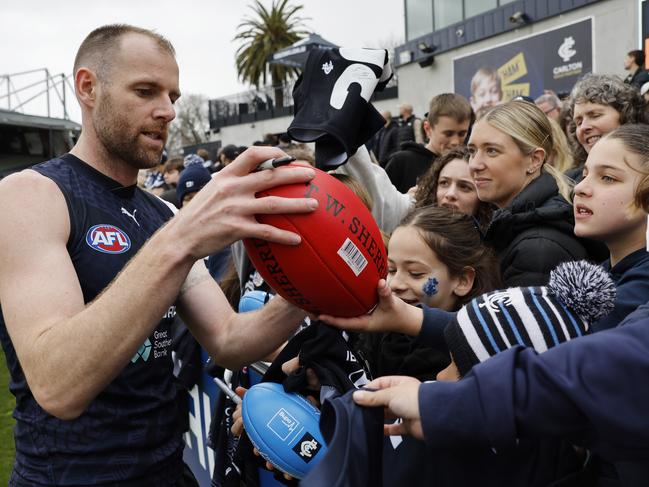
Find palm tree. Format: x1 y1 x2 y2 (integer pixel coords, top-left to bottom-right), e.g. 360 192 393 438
234 0 308 109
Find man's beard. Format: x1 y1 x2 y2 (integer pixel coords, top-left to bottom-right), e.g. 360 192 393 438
93 92 167 170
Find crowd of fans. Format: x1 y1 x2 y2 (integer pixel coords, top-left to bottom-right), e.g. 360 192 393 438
116 46 649 486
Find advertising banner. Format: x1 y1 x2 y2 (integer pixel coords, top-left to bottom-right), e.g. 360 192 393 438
453 18 593 113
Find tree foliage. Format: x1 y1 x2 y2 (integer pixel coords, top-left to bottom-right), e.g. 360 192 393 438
167 93 209 154
234 0 308 89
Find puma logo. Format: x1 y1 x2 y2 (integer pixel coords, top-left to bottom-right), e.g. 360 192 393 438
121 207 140 227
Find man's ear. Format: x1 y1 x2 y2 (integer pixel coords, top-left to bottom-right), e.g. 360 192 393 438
423 119 433 138
75 67 98 108
453 266 476 298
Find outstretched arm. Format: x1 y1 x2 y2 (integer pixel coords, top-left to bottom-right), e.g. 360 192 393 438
335 146 413 233
355 318 649 460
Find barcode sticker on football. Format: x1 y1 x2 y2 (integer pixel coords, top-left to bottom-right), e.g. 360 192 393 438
337 238 368 276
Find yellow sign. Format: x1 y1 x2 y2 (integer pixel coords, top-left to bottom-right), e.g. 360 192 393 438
498 52 528 86
502 83 531 101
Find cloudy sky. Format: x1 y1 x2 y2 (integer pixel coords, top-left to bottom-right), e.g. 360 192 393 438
1 0 404 122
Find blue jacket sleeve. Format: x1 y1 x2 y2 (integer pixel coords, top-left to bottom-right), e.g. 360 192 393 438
418 317 649 461
415 307 455 350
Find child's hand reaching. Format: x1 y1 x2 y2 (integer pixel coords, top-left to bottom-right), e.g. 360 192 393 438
230 386 247 437
318 279 424 336
353 375 424 439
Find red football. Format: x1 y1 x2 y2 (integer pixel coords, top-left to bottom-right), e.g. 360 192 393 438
244 165 387 317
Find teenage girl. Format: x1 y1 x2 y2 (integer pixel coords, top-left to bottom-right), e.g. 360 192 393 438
414 145 493 231
573 123 649 331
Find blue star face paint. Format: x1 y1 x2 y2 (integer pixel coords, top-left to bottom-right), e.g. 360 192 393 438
423 277 439 297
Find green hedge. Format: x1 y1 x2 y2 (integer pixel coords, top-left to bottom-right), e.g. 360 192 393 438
0 347 16 484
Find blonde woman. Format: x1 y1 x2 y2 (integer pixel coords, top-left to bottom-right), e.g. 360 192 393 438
468 100 587 286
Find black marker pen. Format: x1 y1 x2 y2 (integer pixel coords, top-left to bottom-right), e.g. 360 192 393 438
255 155 296 171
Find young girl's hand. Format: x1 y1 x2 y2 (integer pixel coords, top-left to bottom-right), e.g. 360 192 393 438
318 279 423 335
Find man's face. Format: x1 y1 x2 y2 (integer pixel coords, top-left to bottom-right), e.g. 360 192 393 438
426 116 470 155
92 33 180 170
537 101 561 122
624 54 634 70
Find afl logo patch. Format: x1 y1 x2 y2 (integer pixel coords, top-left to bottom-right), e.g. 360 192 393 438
86 224 131 254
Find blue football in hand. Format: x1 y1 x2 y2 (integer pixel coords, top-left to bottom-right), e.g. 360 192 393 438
242 382 327 479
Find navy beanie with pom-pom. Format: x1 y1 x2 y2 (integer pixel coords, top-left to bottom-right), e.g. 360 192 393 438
444 260 616 377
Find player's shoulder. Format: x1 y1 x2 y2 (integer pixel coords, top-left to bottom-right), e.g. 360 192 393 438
0 168 61 200
0 169 69 226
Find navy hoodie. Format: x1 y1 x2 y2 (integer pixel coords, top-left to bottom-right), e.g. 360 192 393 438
419 315 649 486
595 248 649 332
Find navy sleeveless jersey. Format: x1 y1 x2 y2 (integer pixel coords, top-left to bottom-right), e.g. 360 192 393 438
0 154 184 486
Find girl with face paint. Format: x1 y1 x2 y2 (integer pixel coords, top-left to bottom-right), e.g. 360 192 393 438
352 205 502 384
387 205 500 312
343 205 503 487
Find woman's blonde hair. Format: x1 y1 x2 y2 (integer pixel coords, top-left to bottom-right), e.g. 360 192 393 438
547 118 575 173
483 101 573 201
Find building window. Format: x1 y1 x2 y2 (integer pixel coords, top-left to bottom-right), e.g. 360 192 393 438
465 0 497 18
406 0 433 40
433 0 463 30
406 0 518 40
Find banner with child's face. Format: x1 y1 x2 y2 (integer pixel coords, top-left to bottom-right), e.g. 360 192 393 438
453 18 592 114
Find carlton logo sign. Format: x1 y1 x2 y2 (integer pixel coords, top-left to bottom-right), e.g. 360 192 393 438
557 37 577 62
453 18 592 100
86 224 131 254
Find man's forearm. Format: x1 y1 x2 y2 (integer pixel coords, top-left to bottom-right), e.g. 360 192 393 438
208 297 306 370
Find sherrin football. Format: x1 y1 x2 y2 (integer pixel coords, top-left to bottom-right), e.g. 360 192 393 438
243 165 387 317
242 382 327 479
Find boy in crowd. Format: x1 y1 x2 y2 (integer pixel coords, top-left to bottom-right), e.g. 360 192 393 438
384 93 472 193
160 156 185 207
623 49 649 89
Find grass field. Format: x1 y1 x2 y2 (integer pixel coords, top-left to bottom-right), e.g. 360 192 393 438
0 347 16 484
